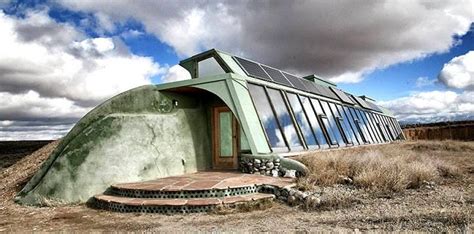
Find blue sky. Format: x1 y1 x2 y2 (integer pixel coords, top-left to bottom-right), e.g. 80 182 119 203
0 0 473 139
340 29 474 101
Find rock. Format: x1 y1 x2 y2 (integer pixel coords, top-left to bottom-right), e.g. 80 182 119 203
287 195 297 205
338 175 353 184
259 166 266 170
274 158 281 163
271 169 279 177
253 167 259 172
265 171 271 176
266 162 274 169
284 169 296 178
254 159 261 164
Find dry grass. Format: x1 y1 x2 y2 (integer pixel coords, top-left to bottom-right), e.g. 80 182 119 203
296 141 465 193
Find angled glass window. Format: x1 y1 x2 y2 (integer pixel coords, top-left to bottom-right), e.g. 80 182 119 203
287 93 319 149
341 106 363 145
371 114 388 142
377 114 392 142
382 116 396 141
248 84 287 150
267 88 303 150
349 107 371 143
240 127 251 153
319 100 346 146
198 57 225 78
367 112 384 143
332 103 355 145
300 96 329 149
311 98 338 146
360 110 381 143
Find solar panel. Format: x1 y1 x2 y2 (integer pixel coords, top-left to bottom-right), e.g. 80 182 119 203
300 79 319 94
234 57 272 81
330 87 355 105
352 95 373 109
282 72 307 91
261 65 293 87
317 84 339 100
365 100 383 112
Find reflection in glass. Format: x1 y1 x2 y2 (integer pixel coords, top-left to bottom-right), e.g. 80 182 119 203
248 84 287 149
267 88 303 149
357 109 378 143
349 108 370 143
367 113 384 142
341 106 362 145
310 98 338 145
300 96 328 148
287 93 318 148
362 111 380 143
320 101 346 146
333 104 356 145
198 57 225 78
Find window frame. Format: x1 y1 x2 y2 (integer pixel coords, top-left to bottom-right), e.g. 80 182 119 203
286 92 320 150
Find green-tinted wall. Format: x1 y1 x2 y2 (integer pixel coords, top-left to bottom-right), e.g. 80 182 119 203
17 86 212 205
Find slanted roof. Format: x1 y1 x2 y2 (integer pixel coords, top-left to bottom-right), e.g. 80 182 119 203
178 48 387 115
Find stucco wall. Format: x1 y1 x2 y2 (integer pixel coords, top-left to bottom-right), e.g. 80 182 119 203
17 86 211 205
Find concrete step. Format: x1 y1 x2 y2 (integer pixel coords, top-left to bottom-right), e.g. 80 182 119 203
93 193 275 214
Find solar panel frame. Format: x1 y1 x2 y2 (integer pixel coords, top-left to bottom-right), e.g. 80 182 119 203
330 87 355 105
282 72 307 91
261 65 293 87
234 56 273 81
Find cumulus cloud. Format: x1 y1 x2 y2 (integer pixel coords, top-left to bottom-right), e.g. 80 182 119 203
0 9 164 140
438 51 474 90
161 65 191 83
59 0 474 83
379 90 474 123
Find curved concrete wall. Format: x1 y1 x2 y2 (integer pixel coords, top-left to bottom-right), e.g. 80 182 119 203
17 85 211 205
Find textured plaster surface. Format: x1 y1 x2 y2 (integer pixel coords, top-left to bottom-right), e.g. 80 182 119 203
17 86 211 205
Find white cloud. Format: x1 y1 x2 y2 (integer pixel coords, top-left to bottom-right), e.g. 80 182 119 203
161 65 191 83
438 51 474 90
415 76 436 88
379 90 474 123
58 0 474 83
0 9 165 140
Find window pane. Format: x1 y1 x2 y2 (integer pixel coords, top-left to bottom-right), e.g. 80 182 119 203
310 98 338 145
248 84 287 149
320 101 346 146
300 96 328 148
353 108 373 143
267 88 303 149
198 57 225 78
334 104 357 145
287 93 318 148
219 111 233 157
342 106 362 145
348 107 369 143
359 110 380 143
377 115 391 142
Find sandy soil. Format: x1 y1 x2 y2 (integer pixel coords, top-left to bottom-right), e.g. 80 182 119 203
0 140 472 232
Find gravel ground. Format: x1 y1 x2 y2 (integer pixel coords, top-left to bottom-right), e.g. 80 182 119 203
0 140 472 232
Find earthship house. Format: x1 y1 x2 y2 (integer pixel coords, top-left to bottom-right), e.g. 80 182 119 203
16 49 404 207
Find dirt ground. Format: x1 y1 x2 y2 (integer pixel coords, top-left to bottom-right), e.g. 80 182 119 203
0 140 472 232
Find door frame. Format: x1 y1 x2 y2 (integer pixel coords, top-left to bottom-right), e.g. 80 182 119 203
212 106 239 170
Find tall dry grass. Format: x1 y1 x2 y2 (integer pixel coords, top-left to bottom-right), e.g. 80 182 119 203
296 142 462 193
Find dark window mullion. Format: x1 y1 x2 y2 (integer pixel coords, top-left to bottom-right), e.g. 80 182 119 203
342 106 363 145
311 99 338 146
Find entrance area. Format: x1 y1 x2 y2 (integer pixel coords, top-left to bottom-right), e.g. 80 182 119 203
212 106 239 170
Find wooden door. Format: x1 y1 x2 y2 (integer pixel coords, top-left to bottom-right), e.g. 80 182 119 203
212 106 238 169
